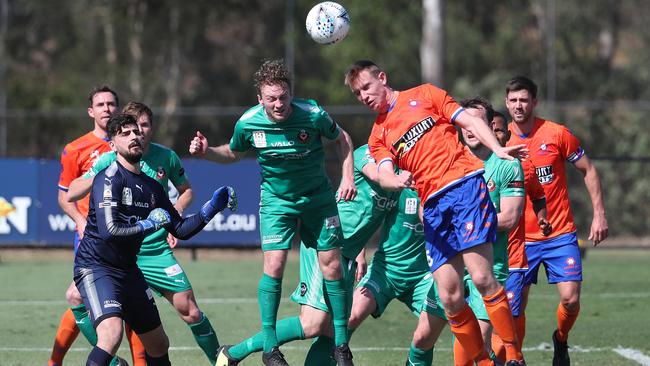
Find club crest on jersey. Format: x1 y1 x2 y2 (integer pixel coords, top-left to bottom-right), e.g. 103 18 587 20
536 165 554 184
156 166 166 180
122 187 133 206
253 131 267 148
408 99 418 107
405 197 418 214
464 222 474 232
300 282 307 296
391 116 436 159
537 142 553 156
298 129 310 143
487 179 496 192
103 186 112 200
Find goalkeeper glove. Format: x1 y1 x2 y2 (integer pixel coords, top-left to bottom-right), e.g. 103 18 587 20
200 186 237 223
136 208 171 235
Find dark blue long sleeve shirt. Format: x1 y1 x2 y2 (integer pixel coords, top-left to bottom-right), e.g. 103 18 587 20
74 160 205 272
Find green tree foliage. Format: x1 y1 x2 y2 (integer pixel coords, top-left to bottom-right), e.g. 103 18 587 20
2 0 648 237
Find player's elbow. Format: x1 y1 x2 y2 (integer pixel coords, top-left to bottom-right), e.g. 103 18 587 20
499 211 521 231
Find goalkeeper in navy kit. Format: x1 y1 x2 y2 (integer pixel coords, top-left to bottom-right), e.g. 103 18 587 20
73 113 236 366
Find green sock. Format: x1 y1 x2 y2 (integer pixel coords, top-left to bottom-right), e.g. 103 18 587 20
323 278 349 346
70 304 97 345
229 316 305 360
189 312 220 364
405 343 433 366
258 273 282 353
305 336 336 366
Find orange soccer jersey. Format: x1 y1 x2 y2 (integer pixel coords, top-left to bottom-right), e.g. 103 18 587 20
507 160 546 270
58 132 111 219
368 84 483 203
508 118 584 242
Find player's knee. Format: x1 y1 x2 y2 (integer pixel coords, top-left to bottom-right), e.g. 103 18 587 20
437 287 464 311
471 272 498 295
347 311 363 330
318 254 342 280
146 334 170 357
298 313 328 338
65 287 83 306
412 327 435 350
560 296 580 312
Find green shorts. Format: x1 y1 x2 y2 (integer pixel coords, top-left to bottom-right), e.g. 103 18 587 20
290 243 355 313
259 190 342 251
423 281 448 321
463 265 508 321
137 249 192 296
357 260 435 319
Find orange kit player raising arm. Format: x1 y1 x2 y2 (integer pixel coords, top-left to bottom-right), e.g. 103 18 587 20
344 60 527 366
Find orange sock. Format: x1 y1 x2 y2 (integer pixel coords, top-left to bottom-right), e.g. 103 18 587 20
49 308 80 365
491 331 505 364
491 313 525 364
453 336 477 366
446 304 491 363
556 302 580 342
125 323 147 366
483 287 522 361
515 313 526 350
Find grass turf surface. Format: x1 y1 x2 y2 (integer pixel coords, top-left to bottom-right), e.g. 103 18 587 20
0 248 648 365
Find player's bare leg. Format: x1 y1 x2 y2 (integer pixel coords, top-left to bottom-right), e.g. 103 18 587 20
164 289 220 364
408 311 446 366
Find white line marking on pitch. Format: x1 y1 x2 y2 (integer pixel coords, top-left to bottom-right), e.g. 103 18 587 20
0 343 629 353
2 292 650 306
614 347 650 366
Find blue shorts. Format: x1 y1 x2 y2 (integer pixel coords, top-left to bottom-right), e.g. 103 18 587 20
505 271 526 317
423 175 497 272
524 232 582 285
74 265 162 334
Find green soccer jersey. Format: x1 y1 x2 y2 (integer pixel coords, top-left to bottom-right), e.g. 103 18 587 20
228 99 340 200
86 143 188 256
483 153 525 278
373 188 428 279
339 145 399 259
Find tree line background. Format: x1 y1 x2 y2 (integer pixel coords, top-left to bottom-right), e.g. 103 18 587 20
1 0 648 239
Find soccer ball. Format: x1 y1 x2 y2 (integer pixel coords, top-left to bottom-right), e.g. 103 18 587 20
305 2 350 45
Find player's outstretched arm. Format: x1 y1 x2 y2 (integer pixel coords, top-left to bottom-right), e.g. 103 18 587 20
165 186 237 241
189 131 244 163
455 109 528 161
335 128 357 201
574 154 608 245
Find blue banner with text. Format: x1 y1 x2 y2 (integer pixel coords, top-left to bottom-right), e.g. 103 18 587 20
0 159 261 247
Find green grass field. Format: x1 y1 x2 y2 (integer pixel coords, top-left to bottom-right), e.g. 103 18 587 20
0 248 648 365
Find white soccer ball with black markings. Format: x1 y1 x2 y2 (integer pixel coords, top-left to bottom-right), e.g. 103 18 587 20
305 2 350 45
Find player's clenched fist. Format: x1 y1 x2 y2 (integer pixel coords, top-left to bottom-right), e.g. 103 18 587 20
200 186 237 223
189 131 208 156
